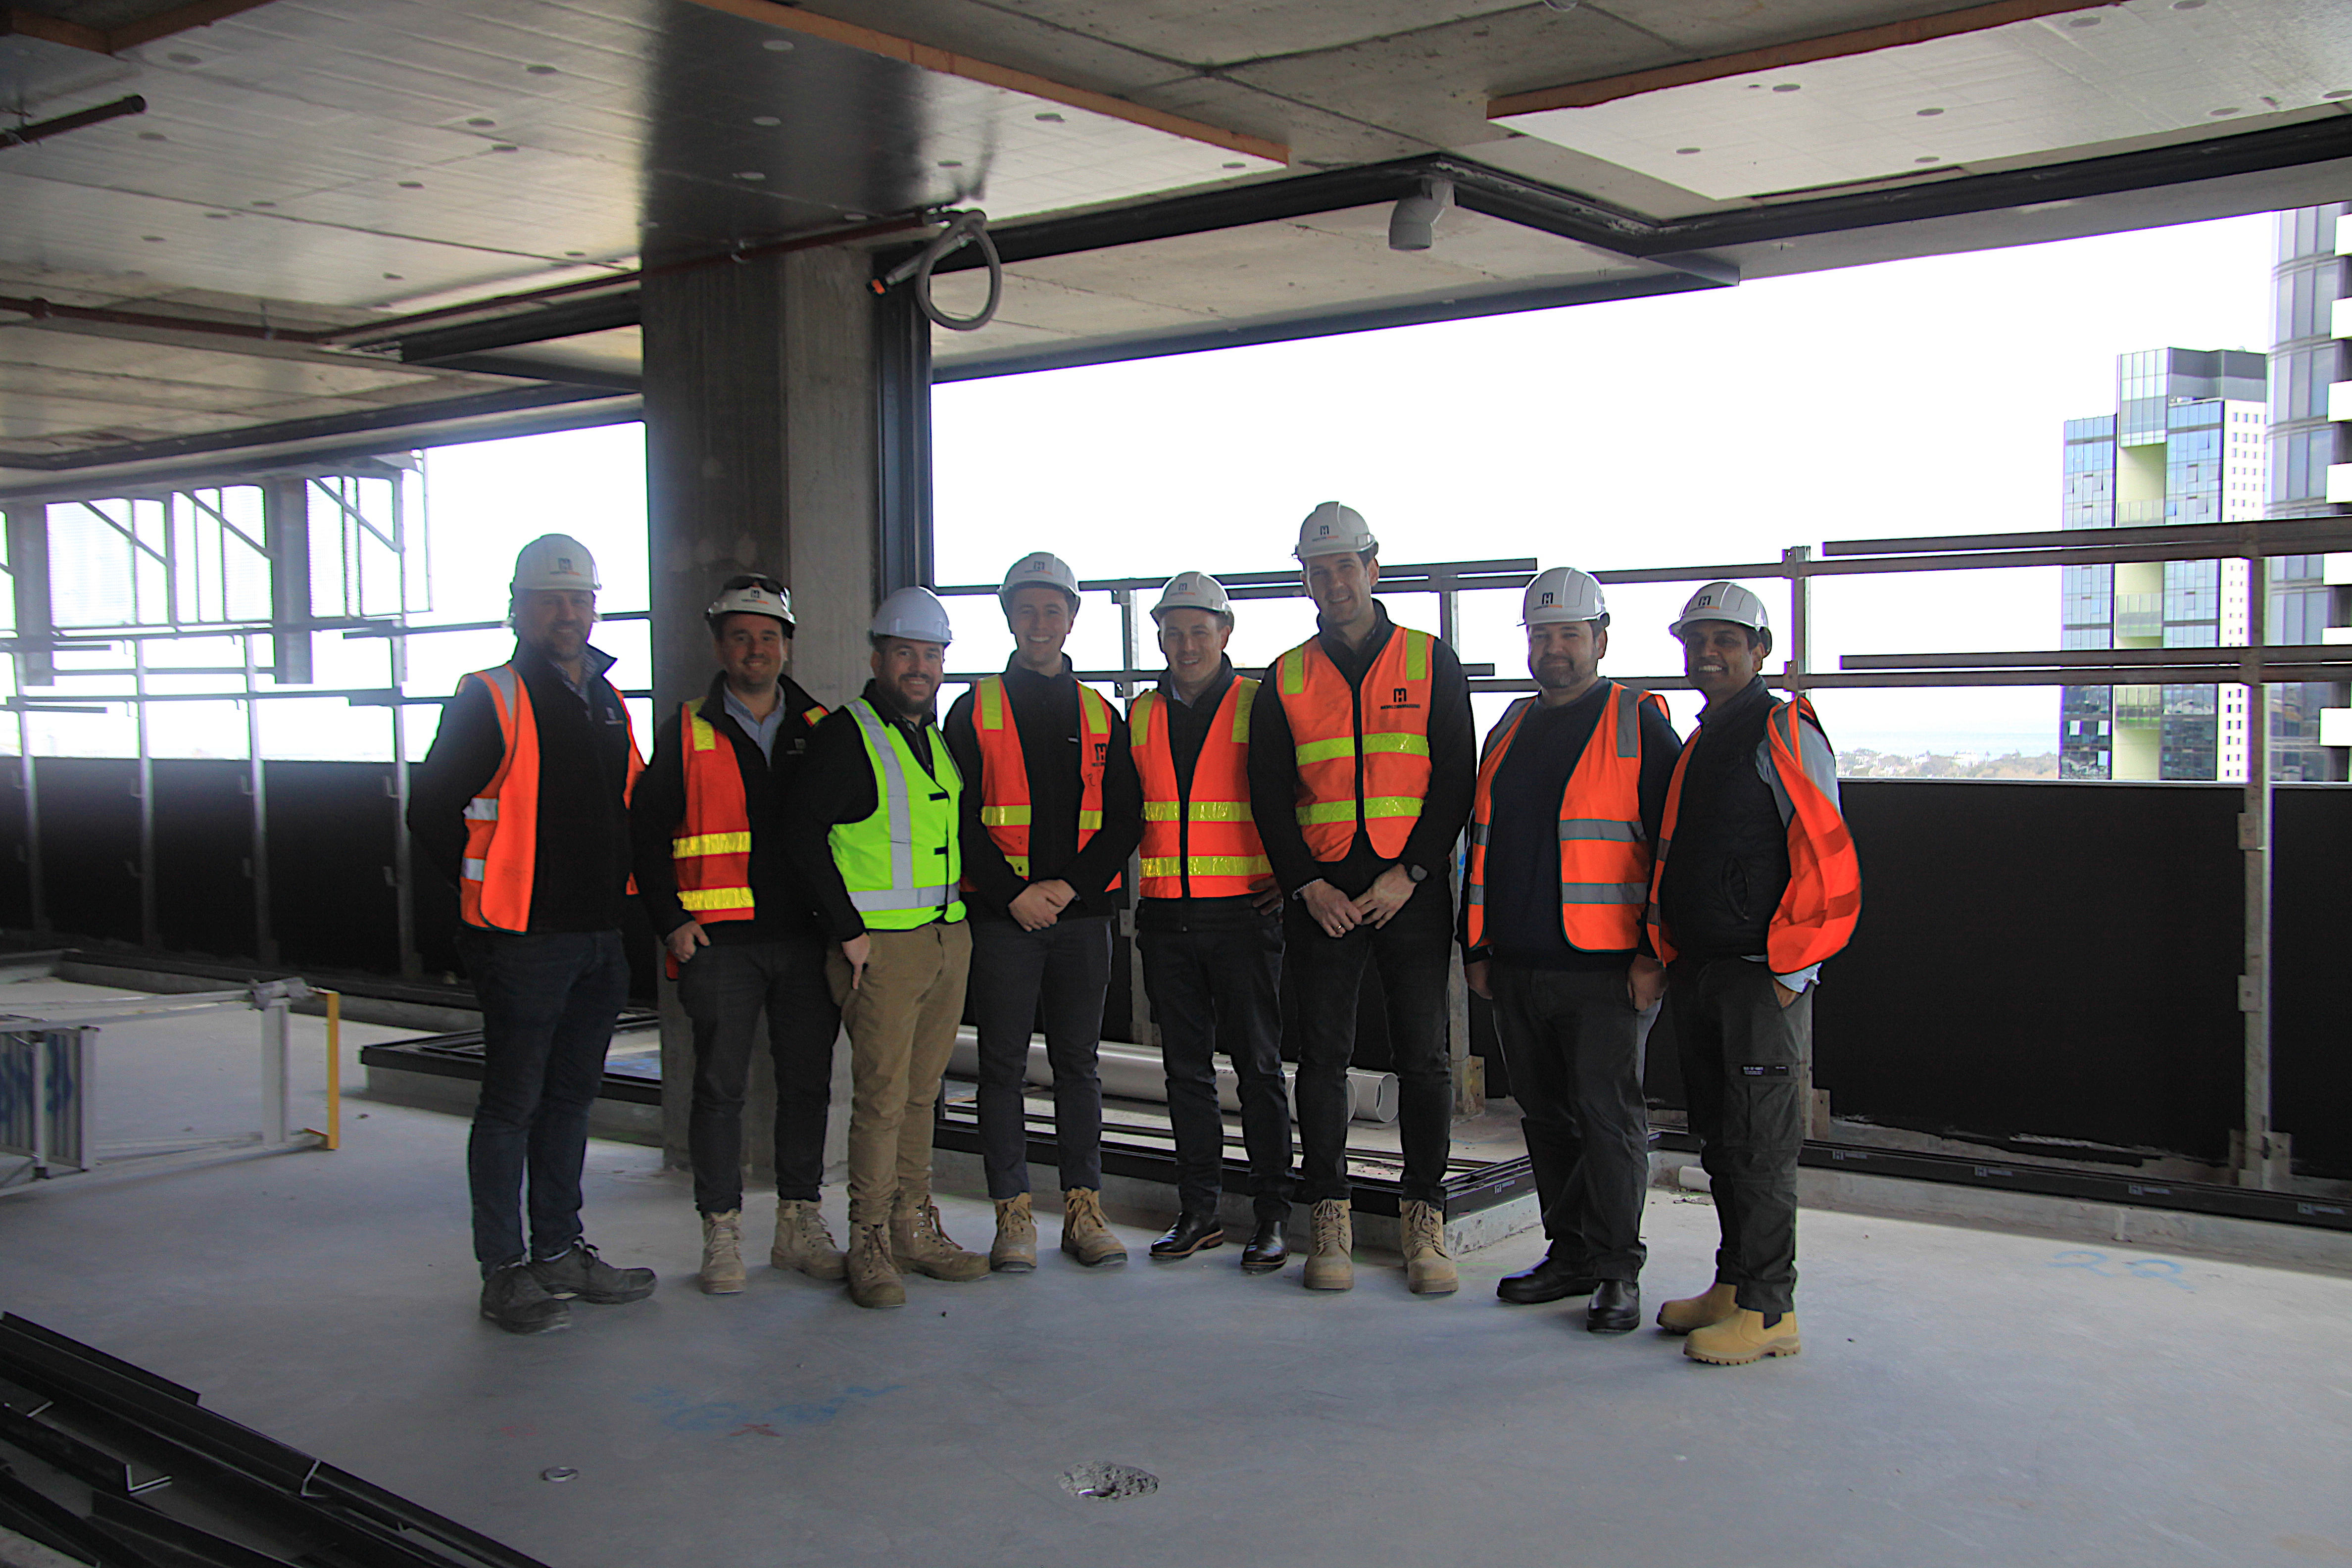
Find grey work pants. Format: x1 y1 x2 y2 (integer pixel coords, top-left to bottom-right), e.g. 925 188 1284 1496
1666 956 1812 1319
825 919 971 1228
1488 962 1655 1281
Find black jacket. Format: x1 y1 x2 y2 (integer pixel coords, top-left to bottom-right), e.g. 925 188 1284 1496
784 680 952 944
629 671 829 945
1134 657 1275 933
943 656 1143 923
1654 679 1789 963
1460 681 1682 971
408 641 636 933
1247 604 1475 899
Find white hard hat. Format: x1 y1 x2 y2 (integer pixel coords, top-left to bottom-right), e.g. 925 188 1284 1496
1669 580 1771 637
705 573 793 631
1522 566 1607 627
1152 571 1231 621
1295 501 1377 560
870 585 955 646
511 533 599 593
999 550 1079 608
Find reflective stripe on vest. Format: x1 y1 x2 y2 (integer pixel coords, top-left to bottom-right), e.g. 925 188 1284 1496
1646 692 1859 972
671 702 755 922
1274 628 1434 861
1128 677 1272 899
1464 683 1659 954
458 663 645 931
830 698 965 930
967 674 1117 885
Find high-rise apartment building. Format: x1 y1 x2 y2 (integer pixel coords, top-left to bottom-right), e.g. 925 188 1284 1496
2272 203 2352 781
2058 348 2267 781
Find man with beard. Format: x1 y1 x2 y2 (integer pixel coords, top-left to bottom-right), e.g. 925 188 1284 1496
1649 581 1860 1366
785 586 988 1310
1463 567 1679 1334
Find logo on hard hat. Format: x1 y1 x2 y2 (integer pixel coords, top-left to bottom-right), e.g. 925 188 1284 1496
1696 593 1715 607
557 556 575 574
1540 591 1556 606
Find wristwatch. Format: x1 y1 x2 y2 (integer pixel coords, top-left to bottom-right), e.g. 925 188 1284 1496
1404 863 1428 883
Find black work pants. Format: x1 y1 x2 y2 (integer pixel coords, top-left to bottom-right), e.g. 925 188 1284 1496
1666 956 1812 1318
1489 962 1654 1281
1138 915 1293 1220
970 914 1112 1198
1284 880 1454 1205
458 928 630 1274
675 933 842 1213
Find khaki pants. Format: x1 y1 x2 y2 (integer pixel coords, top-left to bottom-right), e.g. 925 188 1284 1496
826 919 972 1227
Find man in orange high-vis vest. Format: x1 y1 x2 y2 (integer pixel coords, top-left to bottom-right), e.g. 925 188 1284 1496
409 534 654 1337
1649 581 1860 1369
1128 572 1293 1274
1461 568 1681 1336
629 575 839 1298
1248 503 1475 1296
943 551 1143 1272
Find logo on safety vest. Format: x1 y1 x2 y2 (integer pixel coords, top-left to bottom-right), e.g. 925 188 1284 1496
1392 686 1408 705
1093 741 1108 766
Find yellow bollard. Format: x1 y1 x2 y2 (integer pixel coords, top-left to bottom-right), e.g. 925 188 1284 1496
305 989 343 1151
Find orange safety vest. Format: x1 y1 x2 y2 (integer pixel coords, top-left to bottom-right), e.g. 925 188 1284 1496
1646 692 1860 974
1274 626 1434 862
459 663 644 932
1465 683 1667 954
1128 677 1272 899
966 673 1119 887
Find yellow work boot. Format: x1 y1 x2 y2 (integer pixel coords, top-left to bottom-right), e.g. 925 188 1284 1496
698 1210 746 1295
1657 1281 1741 1334
1303 1199 1354 1291
771 1199 846 1280
990 1193 1038 1273
844 1222 905 1310
1399 1199 1458 1296
1685 1308 1802 1365
891 1198 989 1282
1060 1188 1128 1267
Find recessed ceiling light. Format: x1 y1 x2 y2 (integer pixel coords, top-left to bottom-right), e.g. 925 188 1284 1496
1915 155 1941 164
1675 147 1701 155
937 159 962 168
138 131 166 141
761 38 793 50
398 180 423 189
752 115 780 126
141 235 164 242
166 51 199 63
490 144 518 152
734 170 765 179
1222 161 1245 169
2210 106 2241 116
525 63 557 75
1034 112 1064 123
1771 83 1801 93
466 117 495 127
1916 107 1944 117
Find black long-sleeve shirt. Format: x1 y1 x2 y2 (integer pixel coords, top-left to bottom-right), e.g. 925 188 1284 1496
1460 681 1683 971
782 680 950 944
629 670 828 945
1247 603 1475 899
943 656 1143 922
407 640 636 932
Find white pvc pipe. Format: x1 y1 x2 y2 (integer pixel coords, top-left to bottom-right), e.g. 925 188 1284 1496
945 1032 1400 1125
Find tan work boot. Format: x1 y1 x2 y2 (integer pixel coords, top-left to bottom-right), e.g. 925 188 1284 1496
1303 1199 1354 1291
1060 1187 1128 1267
891 1198 990 1281
1399 1199 1458 1296
990 1193 1038 1273
771 1198 846 1279
1685 1308 1802 1365
1656 1281 1741 1334
698 1210 746 1295
844 1222 906 1310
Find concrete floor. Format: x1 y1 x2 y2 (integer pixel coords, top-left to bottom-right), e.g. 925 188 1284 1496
4 979 2350 1568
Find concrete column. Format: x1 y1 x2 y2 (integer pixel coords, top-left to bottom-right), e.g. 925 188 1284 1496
641 244 894 1192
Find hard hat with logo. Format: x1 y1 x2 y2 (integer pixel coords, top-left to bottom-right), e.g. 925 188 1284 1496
1522 566 1608 628
704 573 794 632
1669 580 1771 638
1151 570 1231 621
998 550 1080 609
511 533 600 593
870 585 955 646
1294 501 1377 560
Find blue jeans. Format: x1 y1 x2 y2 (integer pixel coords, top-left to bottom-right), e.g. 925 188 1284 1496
460 928 631 1273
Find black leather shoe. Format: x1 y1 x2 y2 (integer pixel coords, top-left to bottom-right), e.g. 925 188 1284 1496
1585 1279 1641 1333
1496 1255 1600 1305
1239 1215 1289 1274
1149 1212 1226 1259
